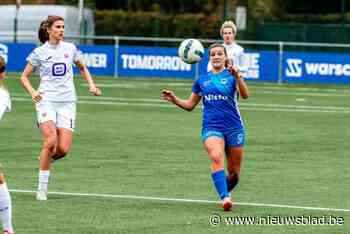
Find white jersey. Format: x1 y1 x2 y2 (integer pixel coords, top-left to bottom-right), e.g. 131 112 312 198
0 87 11 120
27 41 83 102
207 42 247 75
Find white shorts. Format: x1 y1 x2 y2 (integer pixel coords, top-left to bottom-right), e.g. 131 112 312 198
35 101 76 131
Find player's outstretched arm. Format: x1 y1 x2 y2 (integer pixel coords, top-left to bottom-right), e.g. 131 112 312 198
75 59 101 96
20 63 42 103
162 89 201 111
227 65 249 99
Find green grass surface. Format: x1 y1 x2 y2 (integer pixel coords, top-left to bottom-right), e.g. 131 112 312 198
1 74 349 233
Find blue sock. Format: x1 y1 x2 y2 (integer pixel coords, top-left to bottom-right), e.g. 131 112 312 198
226 174 239 192
211 170 229 200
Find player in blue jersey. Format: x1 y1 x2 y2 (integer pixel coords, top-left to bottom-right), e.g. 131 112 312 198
162 43 249 211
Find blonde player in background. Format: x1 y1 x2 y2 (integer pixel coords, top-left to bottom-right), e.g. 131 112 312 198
20 16 101 201
208 21 247 75
0 57 15 234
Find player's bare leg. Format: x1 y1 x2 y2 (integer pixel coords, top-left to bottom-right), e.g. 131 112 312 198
226 147 244 192
52 128 73 162
37 121 57 201
204 137 232 211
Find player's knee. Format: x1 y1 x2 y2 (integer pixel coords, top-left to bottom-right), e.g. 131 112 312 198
57 144 70 157
43 136 57 154
209 150 224 165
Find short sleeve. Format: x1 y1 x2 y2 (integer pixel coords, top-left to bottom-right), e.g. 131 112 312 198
73 45 84 62
26 50 40 68
192 78 202 95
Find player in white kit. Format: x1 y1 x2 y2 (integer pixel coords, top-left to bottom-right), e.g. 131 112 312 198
207 21 247 75
0 57 15 234
20 16 101 201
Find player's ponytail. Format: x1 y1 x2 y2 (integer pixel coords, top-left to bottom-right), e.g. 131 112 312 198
38 15 64 44
38 20 49 44
0 56 6 88
0 56 5 73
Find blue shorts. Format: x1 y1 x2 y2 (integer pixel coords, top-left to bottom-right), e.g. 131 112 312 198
201 128 245 147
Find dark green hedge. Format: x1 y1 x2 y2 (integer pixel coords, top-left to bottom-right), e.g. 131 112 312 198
95 10 222 39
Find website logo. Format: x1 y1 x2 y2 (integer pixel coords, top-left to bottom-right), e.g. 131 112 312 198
286 59 303 77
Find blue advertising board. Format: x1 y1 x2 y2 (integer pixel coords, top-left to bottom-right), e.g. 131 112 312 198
118 46 279 81
283 51 350 84
0 42 115 76
117 46 195 78
0 42 35 72
199 50 279 82
76 45 115 76
3 41 350 84
242 50 279 82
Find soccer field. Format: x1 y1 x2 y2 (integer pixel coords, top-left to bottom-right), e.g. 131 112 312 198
1 74 349 233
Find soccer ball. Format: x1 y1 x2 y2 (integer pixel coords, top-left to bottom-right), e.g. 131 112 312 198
178 39 204 64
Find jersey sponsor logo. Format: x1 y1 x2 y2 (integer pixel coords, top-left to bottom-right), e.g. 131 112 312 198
0 43 8 63
286 59 303 77
204 94 228 101
52 63 67 76
121 54 191 71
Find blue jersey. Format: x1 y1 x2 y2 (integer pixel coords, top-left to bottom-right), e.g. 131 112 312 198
192 69 244 131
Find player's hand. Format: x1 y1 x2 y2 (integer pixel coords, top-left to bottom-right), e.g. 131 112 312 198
31 90 43 103
89 86 101 96
227 64 241 79
225 58 233 68
162 89 176 103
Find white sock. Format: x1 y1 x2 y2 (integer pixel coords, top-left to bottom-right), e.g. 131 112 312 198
0 183 13 232
38 170 50 192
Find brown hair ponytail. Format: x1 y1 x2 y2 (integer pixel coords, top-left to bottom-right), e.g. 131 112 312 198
0 56 6 73
38 20 49 43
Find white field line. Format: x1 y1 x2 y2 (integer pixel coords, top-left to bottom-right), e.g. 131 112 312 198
11 97 350 113
79 83 350 97
255 90 350 97
81 82 193 88
15 94 350 110
81 82 350 93
9 189 350 213
10 92 350 108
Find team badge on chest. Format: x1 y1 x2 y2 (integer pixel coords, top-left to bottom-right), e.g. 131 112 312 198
220 78 227 85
